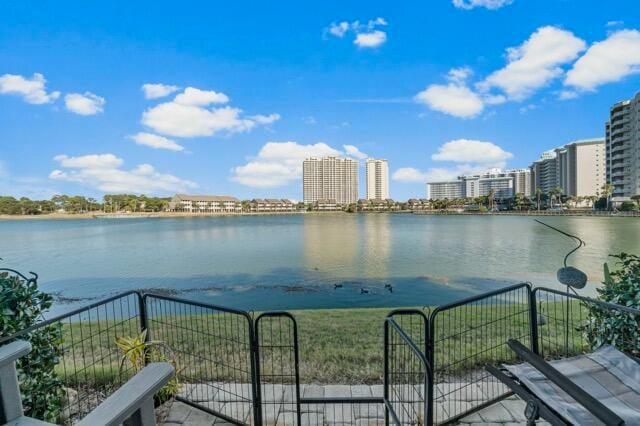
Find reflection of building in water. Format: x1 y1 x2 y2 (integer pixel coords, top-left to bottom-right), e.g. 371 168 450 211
361 214 391 278
303 215 358 278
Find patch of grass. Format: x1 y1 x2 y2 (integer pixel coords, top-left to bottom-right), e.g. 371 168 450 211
54 301 588 386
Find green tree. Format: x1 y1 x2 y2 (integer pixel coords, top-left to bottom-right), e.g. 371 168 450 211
601 183 614 210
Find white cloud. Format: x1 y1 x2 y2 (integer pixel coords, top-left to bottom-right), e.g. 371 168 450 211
141 83 180 99
564 30 640 91
479 26 586 100
328 21 350 38
415 83 485 118
325 18 388 48
64 92 105 115
53 154 122 169
394 139 512 186
452 0 513 9
606 21 624 28
0 73 60 104
391 167 430 183
129 132 185 152
173 87 229 106
431 139 513 165
231 141 367 188
354 30 387 48
343 144 368 160
141 87 279 138
50 154 196 194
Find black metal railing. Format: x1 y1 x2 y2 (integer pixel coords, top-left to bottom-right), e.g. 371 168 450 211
0 291 144 425
428 283 533 424
3 282 638 425
143 294 257 425
384 313 431 425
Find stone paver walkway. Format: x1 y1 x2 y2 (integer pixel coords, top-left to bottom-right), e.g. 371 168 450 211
160 382 550 425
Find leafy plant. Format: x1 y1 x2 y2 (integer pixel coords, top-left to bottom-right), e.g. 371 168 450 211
115 330 181 404
583 253 640 355
0 270 65 422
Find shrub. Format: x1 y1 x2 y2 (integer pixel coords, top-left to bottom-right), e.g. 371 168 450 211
619 201 638 212
583 253 640 355
0 270 65 422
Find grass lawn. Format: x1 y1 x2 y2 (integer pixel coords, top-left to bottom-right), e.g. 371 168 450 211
54 300 591 386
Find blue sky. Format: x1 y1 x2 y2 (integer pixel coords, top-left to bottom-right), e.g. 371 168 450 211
1 0 640 201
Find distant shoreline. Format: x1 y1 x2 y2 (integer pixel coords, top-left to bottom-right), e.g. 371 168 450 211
1 209 638 221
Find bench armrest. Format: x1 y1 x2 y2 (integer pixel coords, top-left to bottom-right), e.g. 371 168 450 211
508 339 624 426
77 362 174 426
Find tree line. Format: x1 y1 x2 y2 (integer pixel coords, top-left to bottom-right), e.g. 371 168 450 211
0 194 171 215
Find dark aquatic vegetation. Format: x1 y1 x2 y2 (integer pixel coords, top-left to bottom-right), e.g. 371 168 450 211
360 288 369 294
334 283 343 289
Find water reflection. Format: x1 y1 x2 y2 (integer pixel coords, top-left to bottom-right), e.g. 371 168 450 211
303 214 358 278
361 214 391 279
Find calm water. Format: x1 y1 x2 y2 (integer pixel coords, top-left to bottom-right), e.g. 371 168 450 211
0 214 638 315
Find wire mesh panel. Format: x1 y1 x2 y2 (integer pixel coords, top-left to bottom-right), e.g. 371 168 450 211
0 291 143 425
384 316 430 426
255 312 301 425
144 294 256 425
534 287 640 361
428 283 533 425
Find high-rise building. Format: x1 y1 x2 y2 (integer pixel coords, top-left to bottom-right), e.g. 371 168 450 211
606 93 640 201
506 169 532 197
530 139 605 198
303 157 359 204
365 159 389 200
530 151 558 195
427 172 514 200
555 138 605 197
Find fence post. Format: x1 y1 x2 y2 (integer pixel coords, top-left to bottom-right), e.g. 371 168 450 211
251 316 263 426
383 321 389 426
529 287 539 355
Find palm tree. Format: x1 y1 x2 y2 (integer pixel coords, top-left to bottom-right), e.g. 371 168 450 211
487 189 496 211
631 195 640 208
601 183 614 210
513 192 525 211
549 187 563 209
535 188 543 212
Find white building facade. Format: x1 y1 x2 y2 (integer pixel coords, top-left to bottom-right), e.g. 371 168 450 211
606 93 640 201
428 174 514 200
365 159 389 200
303 157 359 204
168 194 242 213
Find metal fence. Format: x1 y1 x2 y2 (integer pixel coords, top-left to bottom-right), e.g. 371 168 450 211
534 287 640 361
384 310 431 425
143 294 257 425
428 283 533 424
4 281 639 425
0 291 143 425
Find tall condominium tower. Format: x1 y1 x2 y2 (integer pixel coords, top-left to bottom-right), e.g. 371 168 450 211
365 158 389 200
555 138 606 197
530 150 558 195
606 92 640 201
303 157 359 204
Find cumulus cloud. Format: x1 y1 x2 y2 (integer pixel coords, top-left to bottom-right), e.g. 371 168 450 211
325 17 388 48
479 26 586 100
431 139 513 165
452 0 513 9
343 144 368 160
564 30 640 91
173 87 229 106
415 67 487 118
415 83 485 118
129 132 185 151
142 83 180 99
354 31 387 48
0 73 60 104
49 154 196 194
141 87 279 138
393 139 513 185
65 92 105 115
231 141 367 188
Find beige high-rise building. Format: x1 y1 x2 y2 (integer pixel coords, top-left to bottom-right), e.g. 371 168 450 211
530 151 558 195
303 157 359 204
365 159 389 200
606 92 640 201
555 138 605 197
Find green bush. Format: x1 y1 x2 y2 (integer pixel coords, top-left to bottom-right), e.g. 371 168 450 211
583 253 640 355
619 201 639 212
0 270 65 422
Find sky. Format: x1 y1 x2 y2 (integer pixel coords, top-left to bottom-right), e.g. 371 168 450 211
1 0 640 201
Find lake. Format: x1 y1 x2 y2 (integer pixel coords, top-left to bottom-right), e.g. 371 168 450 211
0 214 637 315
